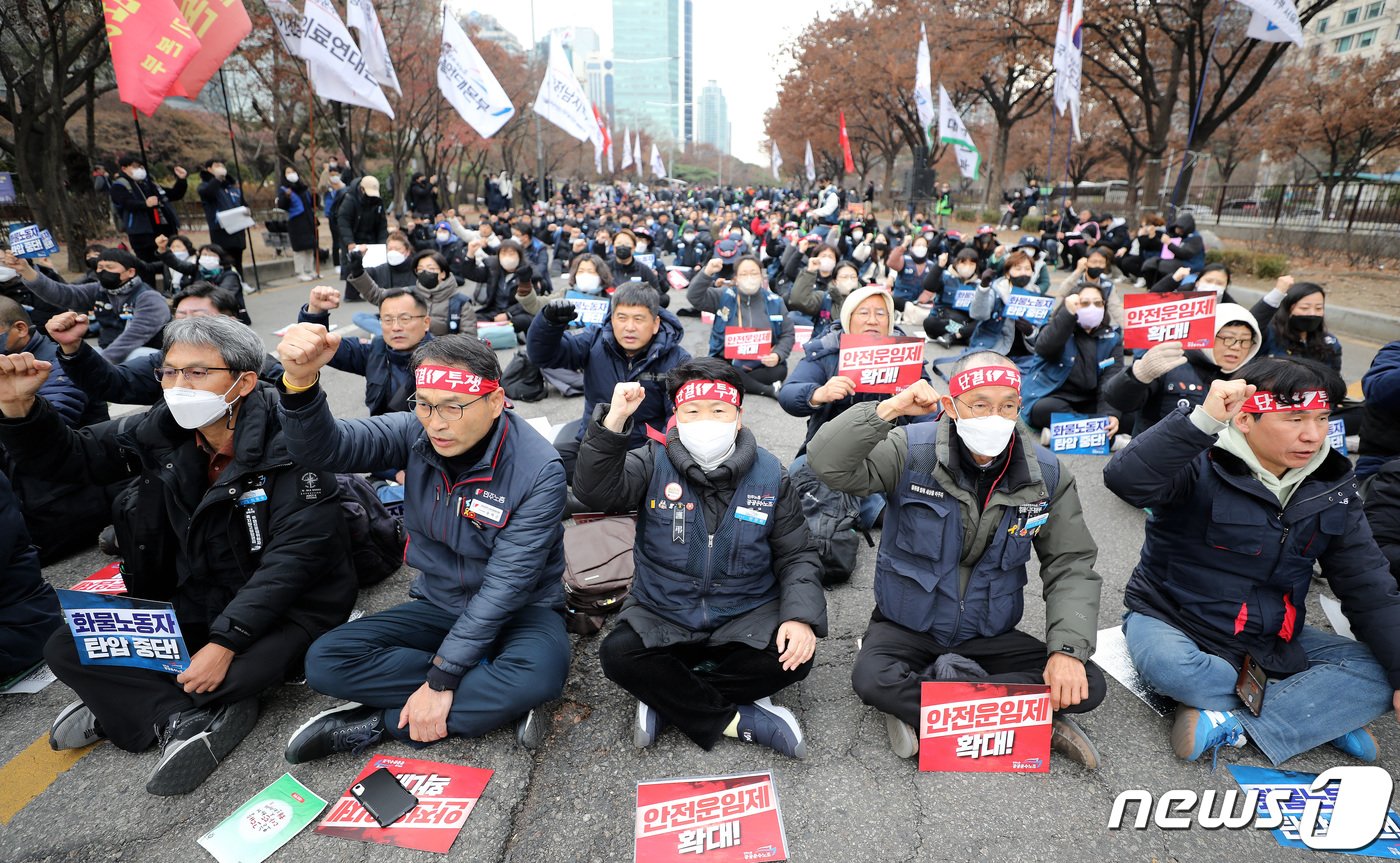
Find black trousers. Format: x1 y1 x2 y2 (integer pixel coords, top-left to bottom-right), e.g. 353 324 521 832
735 363 788 398
43 620 311 752
851 612 1106 728
1028 393 1099 430
553 418 583 484
599 621 812 749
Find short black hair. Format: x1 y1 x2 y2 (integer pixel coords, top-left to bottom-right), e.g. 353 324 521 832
379 288 429 313
411 249 450 275
412 334 501 380
117 153 142 168
202 158 225 169
612 283 659 317
1088 245 1115 262
98 248 141 271
171 281 242 316
1231 356 1344 410
84 243 108 258
665 357 744 406
1199 262 1231 283
197 244 232 267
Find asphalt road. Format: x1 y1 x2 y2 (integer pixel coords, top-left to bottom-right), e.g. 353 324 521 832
0 268 1392 863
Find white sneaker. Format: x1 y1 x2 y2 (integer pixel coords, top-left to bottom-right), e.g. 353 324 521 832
1133 277 1147 289
297 274 315 282
50 700 104 750
885 714 919 759
1112 433 1132 452
1040 427 1052 446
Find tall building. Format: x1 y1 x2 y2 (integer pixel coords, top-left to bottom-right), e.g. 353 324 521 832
536 26 601 78
1308 0 1400 59
697 80 729 155
586 53 616 127
611 0 692 146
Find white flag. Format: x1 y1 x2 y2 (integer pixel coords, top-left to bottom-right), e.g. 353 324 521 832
1236 0 1305 46
804 140 815 182
1052 0 1083 140
770 141 783 181
914 24 936 147
937 84 979 180
299 0 395 118
265 0 303 55
533 37 602 147
649 142 666 178
1245 9 1297 42
438 13 514 138
346 0 400 95
633 134 642 179
620 128 633 169
606 126 615 173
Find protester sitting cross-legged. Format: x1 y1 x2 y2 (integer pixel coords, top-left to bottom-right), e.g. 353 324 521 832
0 316 355 795
275 329 570 761
576 359 827 758
807 352 1107 767
298 284 430 417
687 255 795 399
1105 358 1400 766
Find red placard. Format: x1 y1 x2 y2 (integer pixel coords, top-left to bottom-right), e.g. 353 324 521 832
918 682 1052 773
316 754 492 854
837 334 925 394
791 324 814 354
635 772 789 862
68 562 127 595
1123 291 1216 350
666 269 691 291
723 327 772 360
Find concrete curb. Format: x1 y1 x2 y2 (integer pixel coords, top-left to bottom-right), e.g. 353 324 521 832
1224 284 1398 346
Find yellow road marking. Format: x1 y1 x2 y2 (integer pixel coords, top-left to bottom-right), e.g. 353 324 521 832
0 735 98 825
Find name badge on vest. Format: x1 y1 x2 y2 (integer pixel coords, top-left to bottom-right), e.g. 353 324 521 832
735 506 769 526
460 491 509 528
672 506 685 544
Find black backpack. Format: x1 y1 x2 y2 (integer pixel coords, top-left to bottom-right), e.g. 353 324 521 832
335 474 405 587
789 463 871 586
501 352 548 402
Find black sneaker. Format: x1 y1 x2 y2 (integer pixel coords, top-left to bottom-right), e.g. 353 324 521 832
284 702 386 765
146 698 259 796
97 525 119 557
735 697 807 759
516 708 545 750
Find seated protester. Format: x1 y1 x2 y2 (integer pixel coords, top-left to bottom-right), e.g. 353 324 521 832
688 255 794 399
433 220 476 282
163 236 199 292
526 283 689 479
1153 213 1206 283
923 248 981 348
563 252 613 298
1105 303 1260 435
1010 236 1053 294
1020 284 1125 438
1060 209 1100 271
886 234 935 310
1053 246 1123 329
673 223 711 269
779 236 835 298
0 297 105 428
1357 339 1400 481
1365 457 1400 584
1116 213 1167 287
630 226 669 290
1251 278 1342 372
608 229 667 308
275 332 569 761
1149 261 1242 306
405 214 436 252
0 468 62 680
154 236 250 324
47 284 280 407
354 251 476 339
298 286 430 417
0 316 354 795
806 354 1106 767
577 361 827 758
1096 212 1130 255
512 223 551 283
788 258 860 339
969 225 1004 272
779 286 932 529
0 248 170 365
1104 359 1400 765
860 233 894 287
971 250 1036 358
461 238 536 334
344 231 418 301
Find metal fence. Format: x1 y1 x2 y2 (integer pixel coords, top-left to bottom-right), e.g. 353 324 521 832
1063 181 1400 234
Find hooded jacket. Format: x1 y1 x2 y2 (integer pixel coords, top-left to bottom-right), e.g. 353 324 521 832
20 269 171 364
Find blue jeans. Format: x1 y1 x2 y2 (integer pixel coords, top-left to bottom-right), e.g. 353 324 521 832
789 454 885 531
352 311 382 336
304 600 570 743
1123 611 1394 765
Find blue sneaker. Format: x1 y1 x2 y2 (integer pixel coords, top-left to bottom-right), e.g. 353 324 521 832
1331 727 1379 762
633 701 666 749
735 698 807 759
1171 708 1247 763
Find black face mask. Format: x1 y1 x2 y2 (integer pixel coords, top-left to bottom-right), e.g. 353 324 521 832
416 271 441 290
1010 274 1032 288
614 245 633 260
1291 314 1323 333
85 257 100 270
1086 266 1104 279
95 271 124 291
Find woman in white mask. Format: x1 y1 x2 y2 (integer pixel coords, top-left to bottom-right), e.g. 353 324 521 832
691 256 795 400
1020 284 1126 444
566 254 613 296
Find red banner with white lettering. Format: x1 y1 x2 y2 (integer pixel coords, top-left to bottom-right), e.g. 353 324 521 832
167 0 252 99
837 334 924 394
839 110 855 174
919 682 1052 773
1122 291 1217 350
723 327 772 360
635 772 789 863
103 0 203 116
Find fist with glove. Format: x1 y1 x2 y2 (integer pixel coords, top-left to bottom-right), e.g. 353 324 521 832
542 298 579 325
1130 340 1188 384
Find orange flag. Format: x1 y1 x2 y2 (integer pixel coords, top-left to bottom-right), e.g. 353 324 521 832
167 0 253 99
103 0 203 116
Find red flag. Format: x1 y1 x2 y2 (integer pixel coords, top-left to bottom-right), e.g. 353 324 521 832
103 0 203 116
167 0 253 99
839 110 855 174
593 104 612 154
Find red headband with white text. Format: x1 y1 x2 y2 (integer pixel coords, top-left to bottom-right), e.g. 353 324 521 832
949 367 1022 399
414 365 500 396
674 380 742 408
1241 390 1330 414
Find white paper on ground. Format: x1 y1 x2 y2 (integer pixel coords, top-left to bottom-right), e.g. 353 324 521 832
0 663 57 695
1319 594 1356 641
1094 625 1175 716
524 416 561 444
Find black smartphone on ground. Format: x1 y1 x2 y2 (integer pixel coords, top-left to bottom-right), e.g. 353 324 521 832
351 767 418 828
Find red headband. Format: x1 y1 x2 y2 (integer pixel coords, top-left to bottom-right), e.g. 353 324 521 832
674 380 742 408
414 365 500 396
1241 390 1330 414
949 367 1022 399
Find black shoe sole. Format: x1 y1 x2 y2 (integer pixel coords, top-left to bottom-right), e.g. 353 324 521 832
146 699 259 796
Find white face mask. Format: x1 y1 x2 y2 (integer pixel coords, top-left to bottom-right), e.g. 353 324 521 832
436 232 452 245
386 250 408 267
683 233 696 242
818 258 836 275
285 172 299 184
677 420 738 471
574 272 602 293
0 266 16 283
212 167 227 179
737 276 762 295
198 255 221 272
163 377 242 430
486 236 501 249
1199 279 1228 295
952 405 1018 458
636 242 649 253
172 251 190 263
130 167 147 181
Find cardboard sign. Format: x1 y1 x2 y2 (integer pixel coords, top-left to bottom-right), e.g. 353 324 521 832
1228 765 1400 857
0 173 15 205
633 252 656 268
56 590 190 674
1123 291 1216 349
7 223 60 259
792 324 814 354
635 772 789 863
566 290 611 326
918 681 1052 773
1328 417 1347 455
199 773 328 863
1005 289 1055 325
0 662 56 696
666 269 691 291
953 289 975 310
700 311 715 325
1049 413 1112 455
316 754 492 854
723 327 772 359
67 562 127 595
837 334 925 394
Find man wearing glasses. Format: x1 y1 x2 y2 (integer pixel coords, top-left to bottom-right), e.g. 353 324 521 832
298 284 432 416
0 316 355 795
807 351 1106 767
272 327 569 760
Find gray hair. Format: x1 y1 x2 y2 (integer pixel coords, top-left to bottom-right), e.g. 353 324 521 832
951 350 1016 377
162 316 266 374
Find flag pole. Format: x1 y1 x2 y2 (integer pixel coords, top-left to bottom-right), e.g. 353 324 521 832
129 106 168 238
308 88 320 278
1171 0 1229 213
218 68 262 292
1044 110 1058 201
